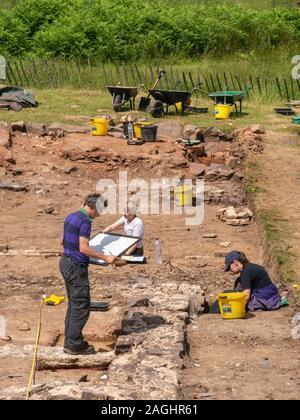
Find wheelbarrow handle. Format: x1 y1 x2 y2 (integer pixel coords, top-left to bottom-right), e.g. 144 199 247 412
182 84 202 103
191 82 209 96
172 80 183 90
198 88 210 96
191 83 203 92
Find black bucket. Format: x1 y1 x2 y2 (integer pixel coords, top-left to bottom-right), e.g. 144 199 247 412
141 125 157 142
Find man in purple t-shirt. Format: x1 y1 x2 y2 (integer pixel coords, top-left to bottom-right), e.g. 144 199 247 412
60 194 118 355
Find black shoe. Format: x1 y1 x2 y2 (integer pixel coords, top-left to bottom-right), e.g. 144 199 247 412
63 344 96 355
64 340 89 351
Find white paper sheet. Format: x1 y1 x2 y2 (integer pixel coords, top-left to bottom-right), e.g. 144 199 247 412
89 232 139 265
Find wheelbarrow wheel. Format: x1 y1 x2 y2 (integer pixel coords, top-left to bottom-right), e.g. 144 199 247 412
150 100 164 118
113 94 122 112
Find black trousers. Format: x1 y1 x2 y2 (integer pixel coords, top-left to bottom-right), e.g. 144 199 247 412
59 255 90 350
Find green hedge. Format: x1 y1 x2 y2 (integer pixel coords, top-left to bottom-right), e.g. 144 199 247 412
0 0 299 60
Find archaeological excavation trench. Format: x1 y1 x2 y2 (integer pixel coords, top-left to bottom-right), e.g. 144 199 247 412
0 118 289 400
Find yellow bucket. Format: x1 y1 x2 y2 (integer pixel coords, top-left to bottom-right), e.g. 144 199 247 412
175 99 191 113
134 122 153 139
175 102 183 112
90 118 108 136
214 104 233 119
174 185 193 207
218 292 246 319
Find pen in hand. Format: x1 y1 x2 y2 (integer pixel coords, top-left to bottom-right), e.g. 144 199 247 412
108 251 116 268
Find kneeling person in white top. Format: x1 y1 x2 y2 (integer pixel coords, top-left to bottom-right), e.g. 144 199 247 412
103 203 144 256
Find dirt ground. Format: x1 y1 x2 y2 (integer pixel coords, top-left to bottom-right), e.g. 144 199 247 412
181 308 300 400
255 131 300 276
0 125 299 400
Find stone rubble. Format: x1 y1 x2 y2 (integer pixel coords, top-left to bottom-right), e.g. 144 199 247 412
291 313 300 340
0 281 205 400
217 206 253 226
0 127 12 148
205 166 235 182
0 180 28 192
156 121 183 139
182 124 203 141
233 125 265 154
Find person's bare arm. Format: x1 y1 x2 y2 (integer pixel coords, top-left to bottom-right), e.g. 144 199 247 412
79 237 118 264
60 234 64 246
125 244 137 256
243 288 251 305
103 220 123 233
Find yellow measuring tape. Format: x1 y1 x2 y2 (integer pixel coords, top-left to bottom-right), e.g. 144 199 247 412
26 295 65 400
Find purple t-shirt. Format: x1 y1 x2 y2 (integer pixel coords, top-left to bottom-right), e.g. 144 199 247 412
63 209 91 265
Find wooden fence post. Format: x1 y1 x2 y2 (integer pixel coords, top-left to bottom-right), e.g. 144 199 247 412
216 74 222 90
182 71 188 90
283 79 290 101
13 60 23 86
31 58 41 87
188 71 195 88
129 63 136 85
249 75 255 93
256 77 261 95
290 78 295 101
134 63 142 84
275 77 282 99
122 61 129 85
6 61 18 86
115 63 122 85
223 72 228 89
210 73 216 91
170 66 176 88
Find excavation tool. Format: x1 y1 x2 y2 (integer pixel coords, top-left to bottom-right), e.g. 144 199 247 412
138 70 166 112
26 294 65 400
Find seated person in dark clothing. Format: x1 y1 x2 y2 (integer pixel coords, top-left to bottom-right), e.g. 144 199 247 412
210 251 287 313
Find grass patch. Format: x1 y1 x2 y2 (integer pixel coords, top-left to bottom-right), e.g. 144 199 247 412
0 87 297 129
0 88 114 125
244 160 262 194
258 209 295 282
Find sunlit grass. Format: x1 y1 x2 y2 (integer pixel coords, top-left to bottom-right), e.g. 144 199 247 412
0 87 298 129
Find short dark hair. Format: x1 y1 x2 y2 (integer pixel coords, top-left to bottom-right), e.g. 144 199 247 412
84 193 106 210
236 252 250 267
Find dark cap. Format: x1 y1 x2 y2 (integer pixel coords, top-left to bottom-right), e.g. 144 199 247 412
224 251 241 272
